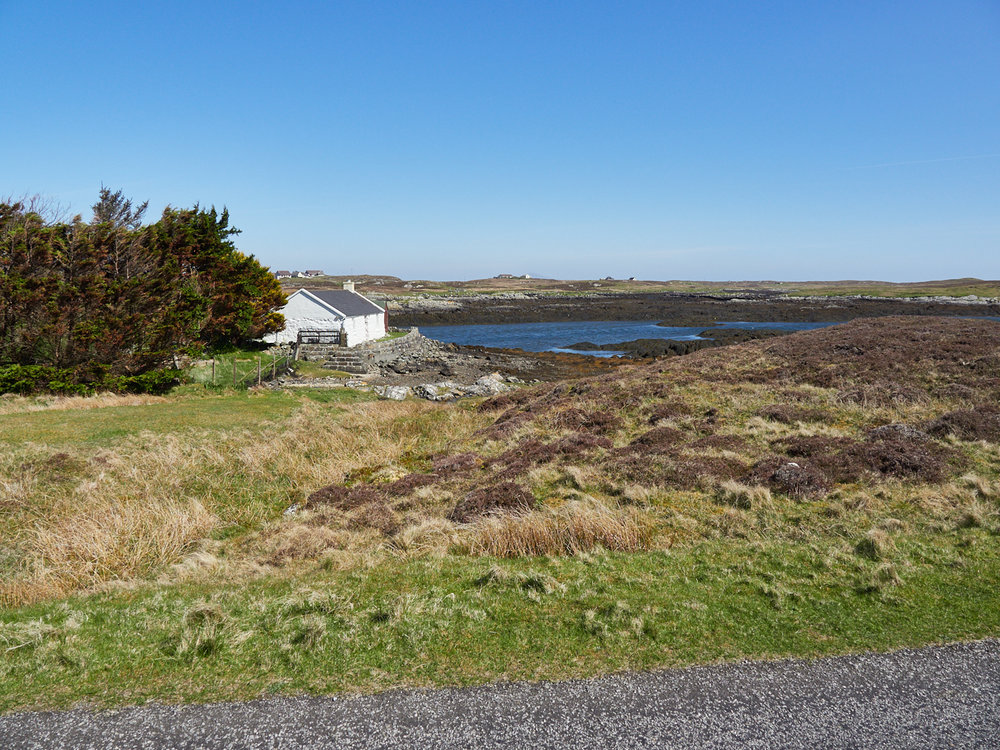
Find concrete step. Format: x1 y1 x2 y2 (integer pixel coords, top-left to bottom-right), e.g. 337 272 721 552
319 353 371 374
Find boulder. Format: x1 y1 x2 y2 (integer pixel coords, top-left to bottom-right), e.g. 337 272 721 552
376 385 412 401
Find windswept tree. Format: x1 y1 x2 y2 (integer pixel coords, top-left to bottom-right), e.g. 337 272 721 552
0 190 285 390
92 186 148 229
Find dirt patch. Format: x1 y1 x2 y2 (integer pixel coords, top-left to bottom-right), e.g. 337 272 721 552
448 482 536 523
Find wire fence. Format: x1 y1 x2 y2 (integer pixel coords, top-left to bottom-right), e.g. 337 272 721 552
192 353 294 388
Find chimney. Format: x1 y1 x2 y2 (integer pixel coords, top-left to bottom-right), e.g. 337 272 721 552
343 280 355 292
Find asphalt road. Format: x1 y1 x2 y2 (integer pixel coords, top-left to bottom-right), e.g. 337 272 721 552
3 640 998 749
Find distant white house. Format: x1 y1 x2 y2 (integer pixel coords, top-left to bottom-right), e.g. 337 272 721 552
269 282 387 346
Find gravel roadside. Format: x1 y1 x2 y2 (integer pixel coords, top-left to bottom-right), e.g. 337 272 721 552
3 639 998 749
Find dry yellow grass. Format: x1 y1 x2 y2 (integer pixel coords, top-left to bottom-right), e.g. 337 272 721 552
716 480 773 510
0 392 168 416
15 497 218 603
461 499 654 557
1 397 490 607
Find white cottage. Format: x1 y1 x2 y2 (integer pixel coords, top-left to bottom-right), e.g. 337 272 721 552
269 282 387 346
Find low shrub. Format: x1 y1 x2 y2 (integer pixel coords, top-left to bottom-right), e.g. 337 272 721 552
0 364 181 396
448 482 536 523
925 407 1000 442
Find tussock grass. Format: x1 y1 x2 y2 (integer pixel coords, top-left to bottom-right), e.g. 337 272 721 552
388 519 460 558
461 499 653 557
716 480 773 510
1 395 490 607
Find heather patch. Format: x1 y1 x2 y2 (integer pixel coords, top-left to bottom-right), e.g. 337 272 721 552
448 482 536 523
758 404 830 424
432 452 482 475
926 407 1000 443
628 426 687 454
751 457 830 498
548 408 624 435
647 401 693 424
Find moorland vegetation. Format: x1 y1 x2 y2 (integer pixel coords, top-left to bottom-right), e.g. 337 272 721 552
1 316 999 711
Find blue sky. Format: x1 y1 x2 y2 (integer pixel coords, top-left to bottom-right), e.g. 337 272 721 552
2 1 998 281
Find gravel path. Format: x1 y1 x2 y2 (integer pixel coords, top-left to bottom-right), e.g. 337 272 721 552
3 640 998 749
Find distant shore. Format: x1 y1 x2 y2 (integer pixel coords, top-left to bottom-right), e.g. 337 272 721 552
387 291 1000 327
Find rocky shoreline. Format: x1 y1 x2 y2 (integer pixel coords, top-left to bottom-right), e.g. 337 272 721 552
389 291 1000 327
567 326 794 358
268 331 626 401
270 291 1000 401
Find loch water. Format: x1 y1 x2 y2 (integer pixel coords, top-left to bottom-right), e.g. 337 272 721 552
420 320 840 356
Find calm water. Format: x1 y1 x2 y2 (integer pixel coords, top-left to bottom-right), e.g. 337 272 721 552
421 320 840 355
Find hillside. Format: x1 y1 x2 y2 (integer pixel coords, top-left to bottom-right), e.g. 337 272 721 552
1 316 999 711
302 316 1000 549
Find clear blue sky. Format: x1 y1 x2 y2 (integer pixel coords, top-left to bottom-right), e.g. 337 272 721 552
2 1 998 281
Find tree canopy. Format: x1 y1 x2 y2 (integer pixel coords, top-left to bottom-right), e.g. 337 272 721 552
0 192 285 391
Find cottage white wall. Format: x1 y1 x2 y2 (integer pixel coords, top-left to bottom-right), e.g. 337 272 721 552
268 291 386 346
268 292 343 344
341 312 385 346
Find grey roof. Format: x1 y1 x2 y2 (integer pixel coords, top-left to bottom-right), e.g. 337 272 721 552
309 290 384 317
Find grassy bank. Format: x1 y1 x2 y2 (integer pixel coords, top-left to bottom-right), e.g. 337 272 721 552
2 317 999 712
3 532 998 712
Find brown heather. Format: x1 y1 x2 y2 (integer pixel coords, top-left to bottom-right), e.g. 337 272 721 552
4 316 1000 607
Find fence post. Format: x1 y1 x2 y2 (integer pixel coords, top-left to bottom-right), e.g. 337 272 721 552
233 359 237 387
257 357 261 386
211 357 215 385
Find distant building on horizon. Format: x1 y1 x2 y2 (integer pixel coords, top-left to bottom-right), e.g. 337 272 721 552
275 269 325 279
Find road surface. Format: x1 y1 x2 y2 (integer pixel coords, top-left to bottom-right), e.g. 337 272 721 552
3 639 998 749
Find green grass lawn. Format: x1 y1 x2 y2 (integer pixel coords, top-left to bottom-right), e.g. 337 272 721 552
0 391 298 447
2 530 998 712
